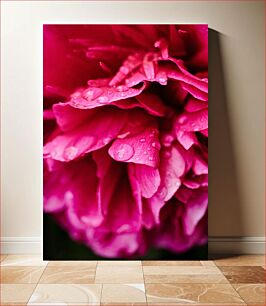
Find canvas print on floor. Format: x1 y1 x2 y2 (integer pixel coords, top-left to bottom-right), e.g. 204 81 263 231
43 25 208 260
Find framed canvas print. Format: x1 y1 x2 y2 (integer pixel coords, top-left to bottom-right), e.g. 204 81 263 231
43 25 208 260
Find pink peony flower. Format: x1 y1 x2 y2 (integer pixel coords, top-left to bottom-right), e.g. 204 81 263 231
43 25 208 258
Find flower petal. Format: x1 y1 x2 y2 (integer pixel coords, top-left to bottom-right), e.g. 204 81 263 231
135 92 168 117
128 164 160 199
44 107 128 162
175 109 208 133
44 157 103 227
92 148 123 216
69 83 146 109
108 126 160 168
53 103 95 132
183 189 208 235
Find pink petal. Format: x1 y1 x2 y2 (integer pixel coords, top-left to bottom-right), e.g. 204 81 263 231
44 157 103 227
183 190 208 235
193 155 208 175
69 82 146 109
53 103 95 132
44 107 128 162
176 131 198 150
86 229 146 258
185 97 208 112
155 145 185 202
175 186 194 203
147 144 189 224
181 82 208 101
200 129 208 137
167 59 208 93
102 174 141 233
92 148 123 216
108 126 160 168
183 174 208 189
135 92 168 117
109 52 143 86
175 109 208 133
128 164 160 199
128 164 155 229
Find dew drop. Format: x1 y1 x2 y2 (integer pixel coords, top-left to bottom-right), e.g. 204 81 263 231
163 150 172 158
83 88 103 100
77 136 96 149
149 129 158 137
97 96 108 104
144 151 147 155
178 115 188 124
71 91 82 98
117 85 128 92
162 134 174 147
83 89 94 100
158 187 167 199
103 137 112 145
148 156 154 161
140 138 146 143
120 66 129 74
158 72 167 85
114 143 134 161
64 146 78 160
151 141 161 150
64 190 74 204
117 131 130 139
147 147 151 151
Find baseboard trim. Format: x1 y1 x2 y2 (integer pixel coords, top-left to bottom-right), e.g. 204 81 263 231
208 236 265 255
0 236 265 254
0 237 42 254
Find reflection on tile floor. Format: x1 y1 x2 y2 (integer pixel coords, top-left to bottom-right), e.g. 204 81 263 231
0 254 265 305
28 284 102 305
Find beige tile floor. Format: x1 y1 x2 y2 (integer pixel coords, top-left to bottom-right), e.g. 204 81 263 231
0 254 265 305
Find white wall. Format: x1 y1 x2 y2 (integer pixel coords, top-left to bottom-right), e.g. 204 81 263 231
1 1 265 254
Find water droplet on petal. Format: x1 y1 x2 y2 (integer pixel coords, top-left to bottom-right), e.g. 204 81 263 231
71 91 82 98
120 66 129 74
151 141 161 150
158 72 167 85
162 134 174 147
140 138 146 143
178 115 188 124
149 129 158 137
158 187 167 199
163 150 172 158
147 147 151 151
148 156 154 161
117 131 130 139
103 137 112 145
64 191 74 204
64 146 78 160
144 151 147 155
97 96 109 104
83 89 93 100
117 85 128 92
83 88 103 100
114 143 134 161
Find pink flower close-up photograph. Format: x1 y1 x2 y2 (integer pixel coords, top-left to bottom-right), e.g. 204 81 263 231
43 24 208 259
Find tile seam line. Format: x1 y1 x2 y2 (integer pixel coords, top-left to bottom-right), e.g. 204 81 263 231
26 265 47 305
141 260 148 305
